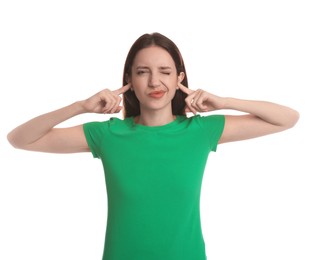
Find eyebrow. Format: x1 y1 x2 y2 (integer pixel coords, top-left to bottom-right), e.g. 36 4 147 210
159 66 173 70
135 66 173 70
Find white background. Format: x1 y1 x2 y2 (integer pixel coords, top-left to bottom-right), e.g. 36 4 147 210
1 0 310 259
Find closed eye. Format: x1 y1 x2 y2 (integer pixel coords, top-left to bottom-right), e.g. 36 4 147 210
159 67 172 75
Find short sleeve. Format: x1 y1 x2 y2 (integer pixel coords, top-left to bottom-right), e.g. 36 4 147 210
195 114 225 152
83 121 107 159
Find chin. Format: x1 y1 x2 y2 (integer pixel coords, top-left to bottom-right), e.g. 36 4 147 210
142 102 172 112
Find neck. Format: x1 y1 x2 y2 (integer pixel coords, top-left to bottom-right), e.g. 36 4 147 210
135 111 176 126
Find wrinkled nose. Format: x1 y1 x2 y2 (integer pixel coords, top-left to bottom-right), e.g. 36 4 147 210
148 74 161 88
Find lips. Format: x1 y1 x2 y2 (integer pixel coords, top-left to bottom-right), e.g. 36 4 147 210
148 91 166 98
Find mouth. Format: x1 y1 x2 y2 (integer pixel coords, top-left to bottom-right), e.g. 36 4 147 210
148 90 166 99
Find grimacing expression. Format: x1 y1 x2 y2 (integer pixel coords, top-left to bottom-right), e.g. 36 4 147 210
130 46 184 113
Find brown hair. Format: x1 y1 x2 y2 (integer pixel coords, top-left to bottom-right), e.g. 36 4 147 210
122 32 189 118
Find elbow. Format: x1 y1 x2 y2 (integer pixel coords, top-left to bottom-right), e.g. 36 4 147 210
285 109 300 129
7 132 19 149
7 132 25 150
290 109 300 127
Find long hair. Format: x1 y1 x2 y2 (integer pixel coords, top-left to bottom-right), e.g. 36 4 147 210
122 32 189 118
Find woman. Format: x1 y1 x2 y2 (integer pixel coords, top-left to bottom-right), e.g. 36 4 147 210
7 32 299 260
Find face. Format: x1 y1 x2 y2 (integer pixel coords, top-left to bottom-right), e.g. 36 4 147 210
130 45 184 114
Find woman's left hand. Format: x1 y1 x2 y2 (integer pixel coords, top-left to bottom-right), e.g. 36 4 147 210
178 83 226 114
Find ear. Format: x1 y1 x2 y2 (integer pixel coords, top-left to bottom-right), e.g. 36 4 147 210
125 74 134 91
177 72 185 89
125 74 131 84
178 72 185 82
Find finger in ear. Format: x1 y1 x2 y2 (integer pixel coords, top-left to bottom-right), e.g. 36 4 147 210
178 72 185 83
125 74 131 84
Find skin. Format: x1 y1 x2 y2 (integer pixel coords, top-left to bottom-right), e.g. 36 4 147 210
7 46 299 153
129 46 185 126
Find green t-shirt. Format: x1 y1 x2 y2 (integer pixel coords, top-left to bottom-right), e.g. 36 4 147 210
83 114 225 260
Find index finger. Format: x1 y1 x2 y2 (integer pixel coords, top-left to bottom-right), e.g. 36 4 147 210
178 83 193 95
114 83 131 95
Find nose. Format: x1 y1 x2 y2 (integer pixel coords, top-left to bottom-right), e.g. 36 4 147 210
148 73 161 88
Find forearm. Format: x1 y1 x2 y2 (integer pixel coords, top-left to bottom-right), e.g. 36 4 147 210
7 101 85 148
223 97 300 128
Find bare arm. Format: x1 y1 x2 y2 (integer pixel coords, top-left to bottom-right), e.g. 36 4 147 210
7 102 89 153
218 98 300 143
178 84 300 143
7 85 131 153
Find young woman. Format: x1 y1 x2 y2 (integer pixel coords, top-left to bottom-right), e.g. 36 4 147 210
7 32 299 260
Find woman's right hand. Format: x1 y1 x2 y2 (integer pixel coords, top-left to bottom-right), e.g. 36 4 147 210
7 84 132 152
81 84 131 114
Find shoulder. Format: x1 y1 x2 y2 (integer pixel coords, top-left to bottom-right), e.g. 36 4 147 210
83 117 133 134
186 114 225 129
